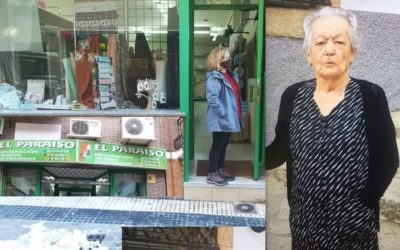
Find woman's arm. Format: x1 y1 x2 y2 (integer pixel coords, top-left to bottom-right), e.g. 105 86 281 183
359 85 399 207
206 76 226 117
265 88 293 170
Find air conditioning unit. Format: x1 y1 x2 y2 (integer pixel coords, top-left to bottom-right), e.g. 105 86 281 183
121 117 156 145
68 119 102 139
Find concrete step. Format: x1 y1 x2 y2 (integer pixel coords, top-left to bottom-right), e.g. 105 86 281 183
184 176 265 202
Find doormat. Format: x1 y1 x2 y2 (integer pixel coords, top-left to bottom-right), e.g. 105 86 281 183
196 160 253 177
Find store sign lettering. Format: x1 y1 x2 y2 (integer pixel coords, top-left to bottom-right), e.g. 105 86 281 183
0 140 167 170
15 141 76 149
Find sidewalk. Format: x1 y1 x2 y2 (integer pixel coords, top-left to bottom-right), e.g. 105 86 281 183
0 197 265 227
267 169 400 249
0 197 265 249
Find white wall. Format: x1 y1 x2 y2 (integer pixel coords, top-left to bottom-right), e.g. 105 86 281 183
233 227 265 250
341 0 400 15
45 0 73 21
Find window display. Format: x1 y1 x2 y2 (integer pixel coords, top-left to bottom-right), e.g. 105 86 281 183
4 168 37 196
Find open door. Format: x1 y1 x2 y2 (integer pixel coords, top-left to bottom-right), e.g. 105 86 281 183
180 0 265 181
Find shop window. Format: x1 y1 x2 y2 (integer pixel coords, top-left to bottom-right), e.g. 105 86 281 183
4 168 37 196
114 172 145 197
0 0 179 111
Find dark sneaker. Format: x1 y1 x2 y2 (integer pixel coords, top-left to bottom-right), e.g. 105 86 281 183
207 172 228 186
217 169 235 181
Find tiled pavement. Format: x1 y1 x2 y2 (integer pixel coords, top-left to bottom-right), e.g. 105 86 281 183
0 197 265 227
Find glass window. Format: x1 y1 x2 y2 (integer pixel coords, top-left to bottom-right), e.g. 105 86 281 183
4 167 37 196
0 0 179 111
114 172 145 197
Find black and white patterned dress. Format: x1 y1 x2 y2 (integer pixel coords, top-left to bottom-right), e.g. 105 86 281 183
289 79 378 249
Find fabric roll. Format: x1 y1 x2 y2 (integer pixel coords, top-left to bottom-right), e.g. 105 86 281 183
62 58 77 101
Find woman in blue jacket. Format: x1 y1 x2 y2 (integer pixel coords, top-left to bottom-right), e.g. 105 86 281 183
205 47 243 186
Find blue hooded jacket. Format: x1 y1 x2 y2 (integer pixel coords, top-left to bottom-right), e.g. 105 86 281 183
205 70 243 132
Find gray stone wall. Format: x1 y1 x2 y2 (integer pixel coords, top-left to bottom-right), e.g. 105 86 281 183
265 10 400 143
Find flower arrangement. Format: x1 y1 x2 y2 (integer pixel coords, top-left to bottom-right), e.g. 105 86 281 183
135 78 159 109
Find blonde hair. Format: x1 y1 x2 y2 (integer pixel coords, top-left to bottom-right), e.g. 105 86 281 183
207 47 229 71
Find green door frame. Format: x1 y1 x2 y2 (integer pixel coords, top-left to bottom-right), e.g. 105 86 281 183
179 1 265 181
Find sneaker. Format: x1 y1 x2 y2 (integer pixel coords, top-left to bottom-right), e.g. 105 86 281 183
217 168 235 181
207 172 228 186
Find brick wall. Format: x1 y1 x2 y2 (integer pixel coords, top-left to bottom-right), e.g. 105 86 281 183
146 170 167 197
1 117 182 147
0 116 183 197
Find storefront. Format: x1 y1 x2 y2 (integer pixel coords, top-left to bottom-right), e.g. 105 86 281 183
0 1 266 194
0 116 183 197
0 139 165 196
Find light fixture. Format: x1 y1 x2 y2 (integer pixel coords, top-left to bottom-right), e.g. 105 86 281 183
210 32 218 41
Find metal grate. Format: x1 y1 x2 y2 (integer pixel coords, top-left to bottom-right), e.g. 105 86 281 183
44 167 108 179
234 202 256 213
174 116 184 150
0 205 265 227
123 227 220 249
117 0 177 53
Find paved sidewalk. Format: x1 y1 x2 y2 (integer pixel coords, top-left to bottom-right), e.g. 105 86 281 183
0 197 265 249
267 169 400 250
0 197 265 227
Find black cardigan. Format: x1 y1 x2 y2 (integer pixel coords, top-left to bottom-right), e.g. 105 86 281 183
266 78 399 229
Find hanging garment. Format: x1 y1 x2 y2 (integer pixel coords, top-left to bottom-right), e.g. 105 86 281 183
126 32 155 108
115 34 128 105
166 31 179 108
75 35 99 108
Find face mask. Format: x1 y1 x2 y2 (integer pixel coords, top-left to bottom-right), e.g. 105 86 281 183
220 59 230 69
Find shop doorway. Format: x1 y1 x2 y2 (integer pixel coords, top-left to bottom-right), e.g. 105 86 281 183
180 1 265 181
1 165 146 197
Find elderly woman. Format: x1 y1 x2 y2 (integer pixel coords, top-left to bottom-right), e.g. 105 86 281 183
205 47 243 186
266 7 399 249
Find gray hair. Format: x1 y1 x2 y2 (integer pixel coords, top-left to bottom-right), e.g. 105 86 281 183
302 7 361 53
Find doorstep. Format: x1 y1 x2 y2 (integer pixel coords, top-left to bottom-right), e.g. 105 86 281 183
184 176 266 203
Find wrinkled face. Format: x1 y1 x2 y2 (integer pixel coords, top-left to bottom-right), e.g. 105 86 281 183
307 16 355 80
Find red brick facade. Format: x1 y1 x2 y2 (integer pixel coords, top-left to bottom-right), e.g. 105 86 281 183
0 116 183 198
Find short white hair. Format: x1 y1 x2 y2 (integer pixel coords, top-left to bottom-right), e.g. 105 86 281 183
302 7 361 53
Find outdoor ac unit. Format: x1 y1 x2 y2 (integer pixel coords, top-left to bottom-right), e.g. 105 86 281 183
121 117 156 145
68 119 101 139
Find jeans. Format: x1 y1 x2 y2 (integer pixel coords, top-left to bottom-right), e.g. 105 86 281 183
208 132 231 174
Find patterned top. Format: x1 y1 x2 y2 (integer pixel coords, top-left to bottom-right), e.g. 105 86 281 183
289 79 378 249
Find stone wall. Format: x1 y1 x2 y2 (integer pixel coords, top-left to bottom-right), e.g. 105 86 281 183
265 10 400 143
